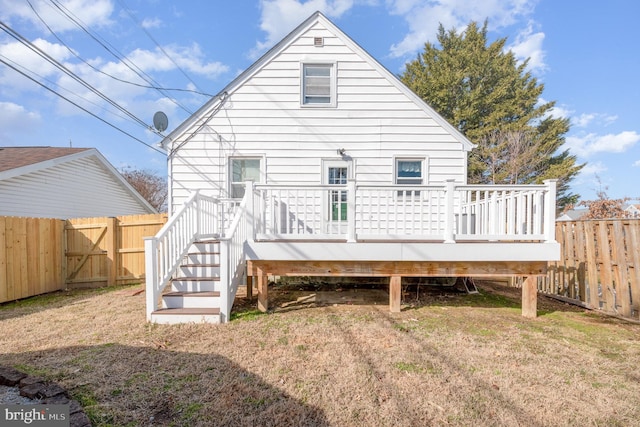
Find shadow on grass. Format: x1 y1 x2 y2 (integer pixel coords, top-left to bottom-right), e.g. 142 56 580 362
0 284 143 322
2 344 329 427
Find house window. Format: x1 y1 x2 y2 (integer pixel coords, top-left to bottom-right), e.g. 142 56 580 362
396 160 423 185
328 166 348 221
301 63 336 106
395 159 424 197
230 158 261 198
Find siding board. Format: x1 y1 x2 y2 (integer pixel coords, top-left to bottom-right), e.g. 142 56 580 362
168 15 468 208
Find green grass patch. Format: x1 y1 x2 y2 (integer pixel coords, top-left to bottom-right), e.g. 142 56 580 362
230 308 266 322
394 362 423 373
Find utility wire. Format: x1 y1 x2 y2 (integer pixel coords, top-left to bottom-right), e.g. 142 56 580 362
46 0 195 115
27 0 214 97
0 55 165 154
116 0 207 94
0 52 142 125
0 19 151 130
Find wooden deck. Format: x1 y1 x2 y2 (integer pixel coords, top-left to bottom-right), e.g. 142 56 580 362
146 181 559 323
247 259 545 318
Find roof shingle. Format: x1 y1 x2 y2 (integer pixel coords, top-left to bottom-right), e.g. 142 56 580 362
0 147 89 173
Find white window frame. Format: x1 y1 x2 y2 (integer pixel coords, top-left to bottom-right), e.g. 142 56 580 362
322 158 351 223
394 157 427 198
229 156 265 199
395 157 427 185
301 62 337 107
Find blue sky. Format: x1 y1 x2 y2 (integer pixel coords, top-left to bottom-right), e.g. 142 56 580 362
1 0 638 202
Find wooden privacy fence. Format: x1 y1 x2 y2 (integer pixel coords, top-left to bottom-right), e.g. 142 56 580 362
1 214 167 303
0 216 65 303
539 219 640 320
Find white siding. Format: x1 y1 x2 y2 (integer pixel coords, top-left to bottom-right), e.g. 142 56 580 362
169 18 468 212
0 156 153 218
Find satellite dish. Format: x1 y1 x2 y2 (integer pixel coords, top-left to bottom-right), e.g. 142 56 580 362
153 111 168 133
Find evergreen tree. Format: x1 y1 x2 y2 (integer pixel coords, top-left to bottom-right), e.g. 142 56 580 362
401 21 583 209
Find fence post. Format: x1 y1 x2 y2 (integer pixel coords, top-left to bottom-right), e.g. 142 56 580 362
144 237 158 321
443 180 455 243
105 217 118 286
543 179 558 242
347 179 357 242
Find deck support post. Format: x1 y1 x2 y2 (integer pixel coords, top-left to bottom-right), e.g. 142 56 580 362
390 275 402 313
522 276 538 318
257 270 268 312
246 276 253 300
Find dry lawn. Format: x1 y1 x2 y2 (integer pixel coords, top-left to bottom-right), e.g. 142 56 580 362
1 281 640 426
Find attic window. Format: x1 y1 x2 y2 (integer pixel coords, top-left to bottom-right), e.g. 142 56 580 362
301 63 336 107
314 37 324 47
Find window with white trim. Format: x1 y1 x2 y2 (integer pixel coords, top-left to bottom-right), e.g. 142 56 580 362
395 158 425 197
230 158 261 199
301 63 336 106
396 159 423 185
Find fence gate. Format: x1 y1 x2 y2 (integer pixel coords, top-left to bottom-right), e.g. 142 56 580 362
65 214 167 288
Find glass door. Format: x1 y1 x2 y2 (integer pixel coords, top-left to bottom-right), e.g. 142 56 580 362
328 166 348 221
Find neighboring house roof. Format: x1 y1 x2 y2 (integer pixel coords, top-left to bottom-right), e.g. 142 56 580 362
624 203 640 217
557 209 588 221
0 146 157 218
0 146 90 173
160 11 476 153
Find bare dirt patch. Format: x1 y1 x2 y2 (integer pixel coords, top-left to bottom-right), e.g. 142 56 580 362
1 281 639 426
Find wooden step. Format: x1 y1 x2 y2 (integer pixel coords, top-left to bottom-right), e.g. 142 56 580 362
150 307 220 324
163 291 220 298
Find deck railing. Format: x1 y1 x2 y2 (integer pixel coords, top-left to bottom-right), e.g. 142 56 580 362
146 180 557 321
218 190 250 322
253 180 557 243
144 191 240 320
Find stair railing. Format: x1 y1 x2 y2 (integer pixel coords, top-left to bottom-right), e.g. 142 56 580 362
218 183 252 322
144 191 224 320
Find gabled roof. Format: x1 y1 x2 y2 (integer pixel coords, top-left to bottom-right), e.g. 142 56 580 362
0 146 156 213
161 11 476 152
0 146 89 173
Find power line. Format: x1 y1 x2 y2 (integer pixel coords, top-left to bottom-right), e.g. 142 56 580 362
46 0 195 115
0 52 143 125
26 0 214 98
116 0 207 95
0 19 151 130
0 54 165 154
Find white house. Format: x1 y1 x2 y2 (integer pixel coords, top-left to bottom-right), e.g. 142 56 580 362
624 204 640 218
0 146 156 218
146 12 559 324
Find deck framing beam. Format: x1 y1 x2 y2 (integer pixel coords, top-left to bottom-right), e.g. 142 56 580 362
247 260 545 317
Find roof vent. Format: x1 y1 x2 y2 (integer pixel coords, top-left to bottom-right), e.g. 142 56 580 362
314 37 324 47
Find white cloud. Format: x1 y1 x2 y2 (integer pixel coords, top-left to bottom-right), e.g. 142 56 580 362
141 17 162 29
633 160 640 167
387 0 539 58
0 0 114 33
547 103 572 120
252 0 355 58
573 112 617 128
122 44 228 77
565 131 640 157
0 38 74 89
0 102 41 135
508 22 546 73
580 161 607 176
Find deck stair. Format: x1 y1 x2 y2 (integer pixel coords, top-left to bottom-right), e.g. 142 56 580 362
150 240 223 324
